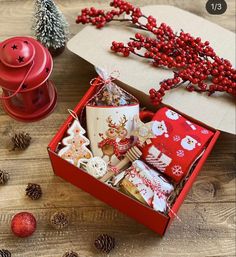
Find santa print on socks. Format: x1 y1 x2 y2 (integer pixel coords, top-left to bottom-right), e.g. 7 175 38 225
142 107 214 183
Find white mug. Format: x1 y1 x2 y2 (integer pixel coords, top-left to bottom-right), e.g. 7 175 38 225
86 104 139 165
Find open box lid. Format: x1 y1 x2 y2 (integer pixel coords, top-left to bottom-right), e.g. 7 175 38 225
67 5 236 135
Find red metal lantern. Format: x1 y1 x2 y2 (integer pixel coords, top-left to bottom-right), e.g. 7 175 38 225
0 36 57 122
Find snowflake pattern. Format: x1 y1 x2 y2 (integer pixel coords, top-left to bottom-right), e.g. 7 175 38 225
201 129 209 134
171 165 183 176
176 150 184 157
173 135 181 142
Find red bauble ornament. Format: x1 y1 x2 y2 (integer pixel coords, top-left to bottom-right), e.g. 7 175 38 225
11 212 37 238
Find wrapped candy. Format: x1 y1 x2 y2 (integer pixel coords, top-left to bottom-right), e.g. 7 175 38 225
93 82 136 106
120 160 174 212
89 67 138 106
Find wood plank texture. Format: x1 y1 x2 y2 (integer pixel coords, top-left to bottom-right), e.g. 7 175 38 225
0 0 235 256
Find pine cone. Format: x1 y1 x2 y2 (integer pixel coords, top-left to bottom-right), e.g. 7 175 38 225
12 132 31 150
0 170 10 185
50 211 69 230
0 249 11 257
26 183 42 200
94 234 115 253
62 251 79 257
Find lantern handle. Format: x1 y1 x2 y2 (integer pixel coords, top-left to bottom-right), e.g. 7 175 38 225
0 60 34 100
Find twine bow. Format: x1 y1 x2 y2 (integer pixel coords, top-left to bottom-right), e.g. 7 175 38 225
79 66 122 122
67 109 80 128
90 66 120 87
68 109 79 120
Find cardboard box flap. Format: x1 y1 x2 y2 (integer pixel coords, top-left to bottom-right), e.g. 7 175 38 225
67 5 236 134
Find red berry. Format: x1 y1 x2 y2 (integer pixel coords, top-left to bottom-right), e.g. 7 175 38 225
123 51 129 57
149 88 156 94
76 1 236 100
11 212 36 238
187 85 195 92
211 69 218 76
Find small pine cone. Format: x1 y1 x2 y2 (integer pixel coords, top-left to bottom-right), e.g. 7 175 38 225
0 170 10 185
26 183 42 200
94 234 115 253
50 211 69 230
62 251 79 257
0 249 11 257
12 132 31 150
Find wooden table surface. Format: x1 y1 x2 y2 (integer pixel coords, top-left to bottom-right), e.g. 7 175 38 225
0 1 235 256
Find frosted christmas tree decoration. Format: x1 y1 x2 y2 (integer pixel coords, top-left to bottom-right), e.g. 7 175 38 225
33 0 69 55
58 110 93 167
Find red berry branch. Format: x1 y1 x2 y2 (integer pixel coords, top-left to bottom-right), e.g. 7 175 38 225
76 0 236 105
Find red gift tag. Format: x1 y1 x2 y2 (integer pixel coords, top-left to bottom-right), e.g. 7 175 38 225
142 107 214 183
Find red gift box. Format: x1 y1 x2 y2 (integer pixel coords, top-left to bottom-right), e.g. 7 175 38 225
47 79 220 236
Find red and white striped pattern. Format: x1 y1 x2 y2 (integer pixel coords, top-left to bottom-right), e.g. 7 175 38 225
145 146 172 173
